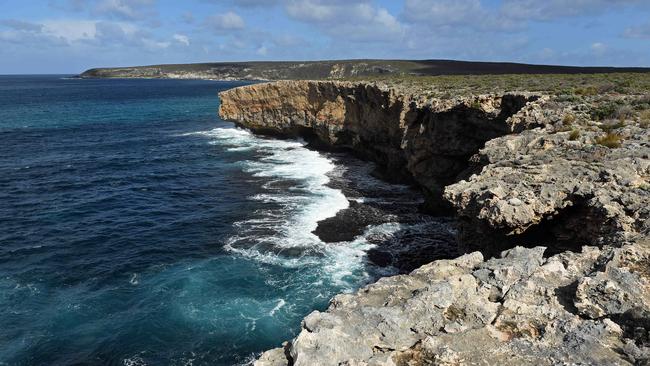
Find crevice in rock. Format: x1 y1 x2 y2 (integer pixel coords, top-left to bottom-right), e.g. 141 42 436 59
458 196 622 259
283 342 294 366
555 281 581 315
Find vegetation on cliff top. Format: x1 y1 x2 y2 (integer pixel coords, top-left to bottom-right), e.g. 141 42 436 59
349 72 650 98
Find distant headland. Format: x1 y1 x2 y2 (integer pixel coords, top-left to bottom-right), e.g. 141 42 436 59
79 59 650 80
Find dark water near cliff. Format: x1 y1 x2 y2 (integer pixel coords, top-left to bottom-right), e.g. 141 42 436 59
0 76 454 365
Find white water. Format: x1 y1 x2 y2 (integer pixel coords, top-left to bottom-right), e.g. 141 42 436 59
185 127 403 288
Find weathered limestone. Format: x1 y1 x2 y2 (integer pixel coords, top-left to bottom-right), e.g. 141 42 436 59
217 80 650 365
255 242 650 366
444 121 650 253
219 80 541 211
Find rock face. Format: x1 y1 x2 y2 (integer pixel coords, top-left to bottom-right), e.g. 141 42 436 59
218 80 650 365
219 80 649 252
219 80 541 211
444 122 650 254
255 242 650 366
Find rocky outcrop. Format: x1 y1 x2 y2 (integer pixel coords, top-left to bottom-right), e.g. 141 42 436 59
256 241 650 366
218 80 650 365
219 80 542 211
219 80 650 251
444 117 650 254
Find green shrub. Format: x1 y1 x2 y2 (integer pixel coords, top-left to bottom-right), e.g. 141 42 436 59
590 102 633 121
574 86 598 96
591 103 619 120
555 94 580 103
595 133 623 148
597 82 617 94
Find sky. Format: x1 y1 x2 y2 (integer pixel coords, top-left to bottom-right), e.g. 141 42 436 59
1 0 650 74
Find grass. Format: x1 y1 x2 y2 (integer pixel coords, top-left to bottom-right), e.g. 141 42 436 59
595 133 623 148
574 86 598 96
563 113 576 125
569 129 580 140
640 109 650 128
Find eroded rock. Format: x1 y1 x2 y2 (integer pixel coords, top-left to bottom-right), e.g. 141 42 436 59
219 81 541 212
257 243 649 366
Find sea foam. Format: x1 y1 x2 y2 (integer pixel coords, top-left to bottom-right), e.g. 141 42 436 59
191 127 396 288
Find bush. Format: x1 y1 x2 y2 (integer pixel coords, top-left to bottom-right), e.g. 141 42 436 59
591 103 619 120
563 113 576 125
595 133 623 148
569 129 580 140
555 94 580 103
590 103 632 121
614 105 634 121
574 86 598 96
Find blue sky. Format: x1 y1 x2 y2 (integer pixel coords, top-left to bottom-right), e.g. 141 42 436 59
1 0 650 73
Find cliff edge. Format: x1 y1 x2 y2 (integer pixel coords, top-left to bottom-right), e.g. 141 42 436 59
219 78 650 365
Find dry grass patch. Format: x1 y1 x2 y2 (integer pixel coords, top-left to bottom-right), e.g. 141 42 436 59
596 133 623 148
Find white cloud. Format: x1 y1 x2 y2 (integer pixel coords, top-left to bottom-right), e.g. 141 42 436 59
624 23 650 39
42 20 99 41
591 42 607 55
401 0 520 32
205 11 245 31
256 45 268 55
284 0 403 42
173 33 190 46
499 0 647 21
93 0 156 20
403 0 483 24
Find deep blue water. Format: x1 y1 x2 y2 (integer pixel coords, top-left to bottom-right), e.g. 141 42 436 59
0 76 411 365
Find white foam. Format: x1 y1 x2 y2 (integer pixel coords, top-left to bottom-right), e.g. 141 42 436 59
323 223 403 287
268 299 286 316
187 126 392 289
129 273 139 285
123 356 147 366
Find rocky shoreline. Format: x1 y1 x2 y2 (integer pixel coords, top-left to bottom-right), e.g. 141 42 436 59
219 80 649 365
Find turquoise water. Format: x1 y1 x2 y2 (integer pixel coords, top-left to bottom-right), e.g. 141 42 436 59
0 76 408 365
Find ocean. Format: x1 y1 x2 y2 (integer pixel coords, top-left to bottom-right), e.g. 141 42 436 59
0 76 454 365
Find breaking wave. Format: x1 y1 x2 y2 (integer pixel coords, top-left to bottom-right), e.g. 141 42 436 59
186 127 399 287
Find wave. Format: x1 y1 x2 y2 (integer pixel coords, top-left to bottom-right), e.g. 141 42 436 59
184 126 454 293
186 127 403 288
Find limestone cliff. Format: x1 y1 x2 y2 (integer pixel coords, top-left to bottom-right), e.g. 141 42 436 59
219 80 541 212
218 80 650 365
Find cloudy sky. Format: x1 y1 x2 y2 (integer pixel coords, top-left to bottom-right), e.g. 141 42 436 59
1 0 650 74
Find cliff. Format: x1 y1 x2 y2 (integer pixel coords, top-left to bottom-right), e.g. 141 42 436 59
218 79 650 365
219 81 542 213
